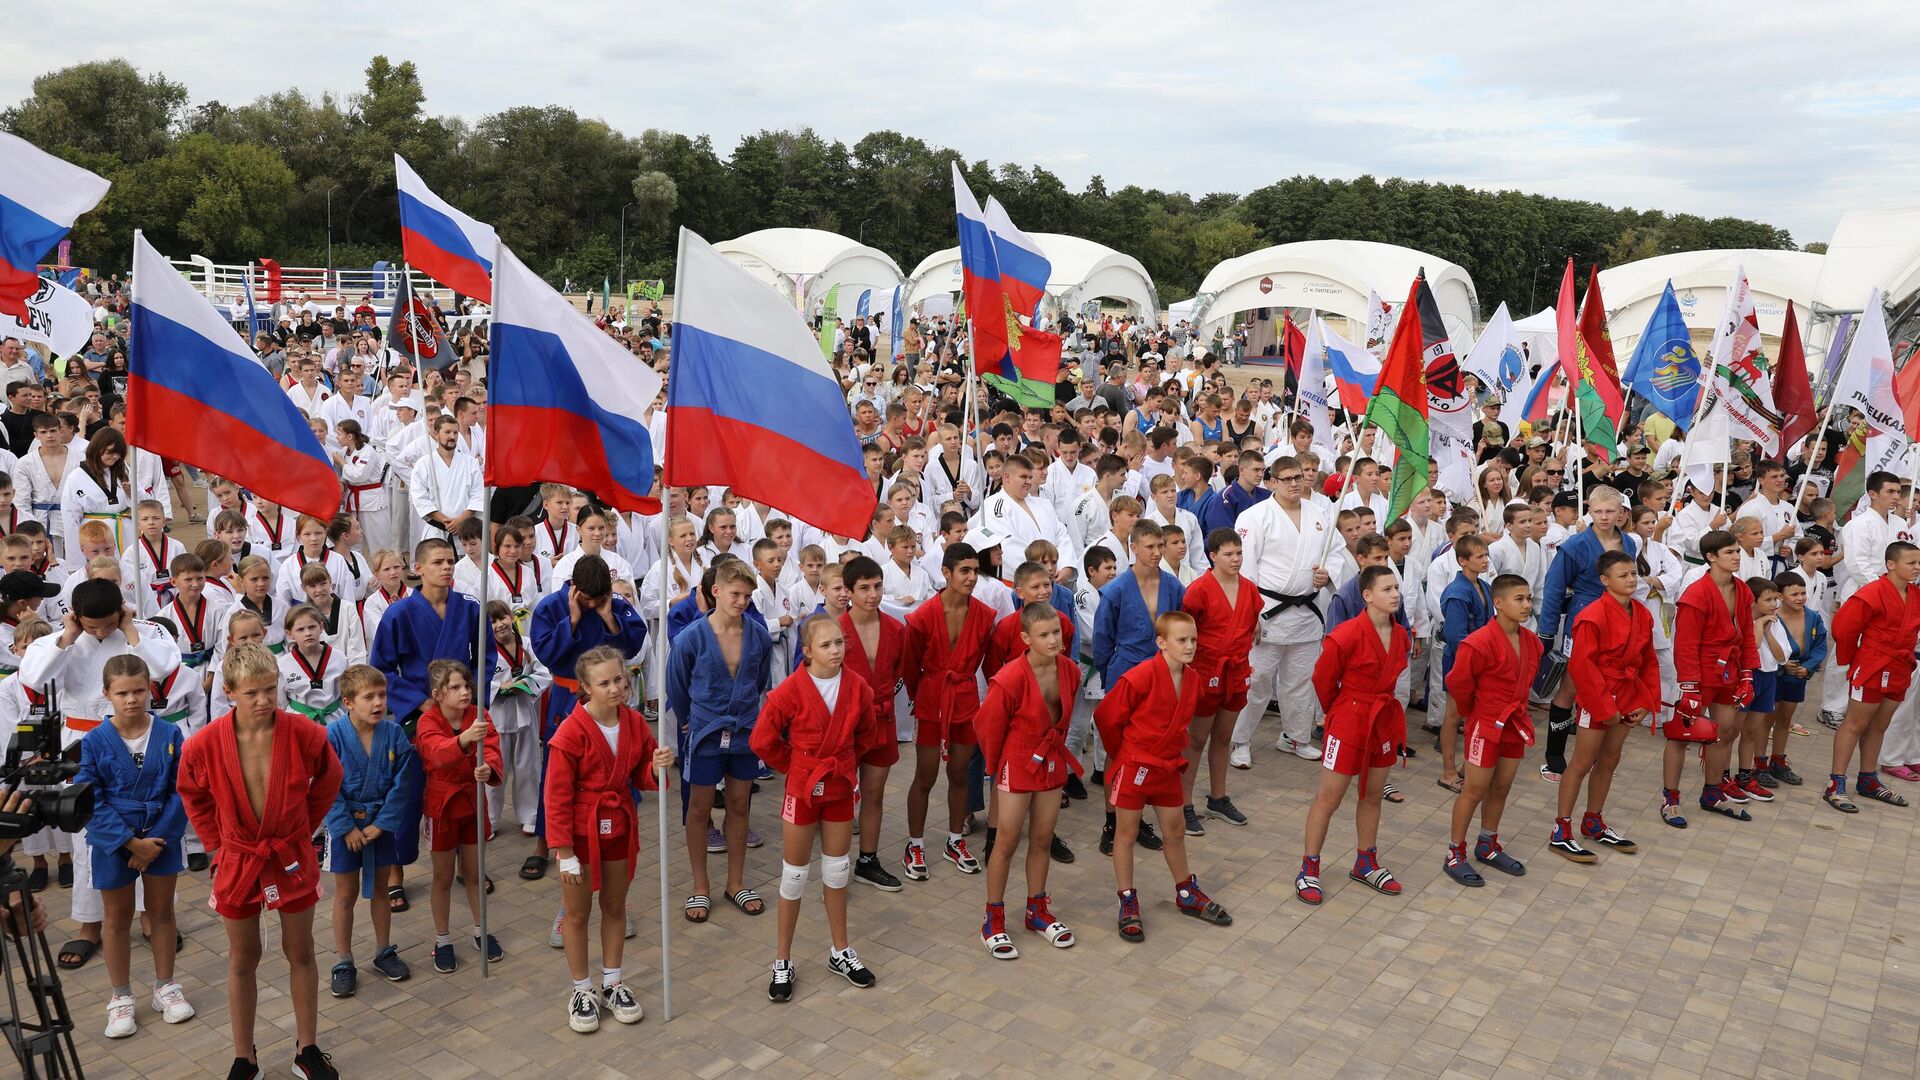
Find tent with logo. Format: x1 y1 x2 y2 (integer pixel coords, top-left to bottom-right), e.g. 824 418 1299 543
1598 249 1822 358
1187 240 1479 348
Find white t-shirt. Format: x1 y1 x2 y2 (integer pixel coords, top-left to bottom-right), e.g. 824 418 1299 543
597 719 620 755
811 672 841 713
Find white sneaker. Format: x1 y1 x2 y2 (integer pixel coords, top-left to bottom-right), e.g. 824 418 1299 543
624 911 636 940
104 993 137 1038
1282 737 1323 761
602 982 644 1024
567 988 601 1033
1229 743 1252 770
549 910 565 949
152 982 195 1024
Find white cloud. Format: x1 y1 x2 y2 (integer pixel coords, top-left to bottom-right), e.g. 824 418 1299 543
6 0 1919 245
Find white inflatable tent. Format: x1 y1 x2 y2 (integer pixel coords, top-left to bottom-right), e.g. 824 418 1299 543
903 233 1159 322
711 227 905 317
1598 249 1823 358
1188 239 1479 347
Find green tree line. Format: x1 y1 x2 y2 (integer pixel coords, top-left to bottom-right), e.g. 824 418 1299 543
4 56 1800 314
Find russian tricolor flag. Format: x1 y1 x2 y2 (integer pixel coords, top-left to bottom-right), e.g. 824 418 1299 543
489 245 661 514
395 153 497 302
0 132 109 320
667 228 876 538
981 195 1050 320
127 233 341 522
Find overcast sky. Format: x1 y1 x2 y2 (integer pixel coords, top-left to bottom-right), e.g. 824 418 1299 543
7 2 1915 247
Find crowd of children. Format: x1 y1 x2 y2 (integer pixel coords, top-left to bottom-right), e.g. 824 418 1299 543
8 317 1920 1080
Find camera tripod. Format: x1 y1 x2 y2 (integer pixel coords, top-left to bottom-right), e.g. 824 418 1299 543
0 856 83 1079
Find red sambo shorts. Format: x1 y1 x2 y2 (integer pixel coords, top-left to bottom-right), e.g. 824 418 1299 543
1195 657 1252 717
1851 665 1912 706
1321 724 1398 776
1107 760 1184 811
781 779 855 826
914 714 978 751
215 883 319 922
1462 717 1529 768
425 812 485 853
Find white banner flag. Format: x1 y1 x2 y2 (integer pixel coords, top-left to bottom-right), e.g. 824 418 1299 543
6 277 94 358
1706 266 1781 453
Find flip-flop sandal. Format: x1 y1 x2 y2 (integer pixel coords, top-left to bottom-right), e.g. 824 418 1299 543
388 885 411 913
1382 783 1405 804
727 889 766 916
520 856 547 880
56 939 98 970
1790 722 1811 737
1178 900 1233 925
1436 776 1464 794
684 895 711 923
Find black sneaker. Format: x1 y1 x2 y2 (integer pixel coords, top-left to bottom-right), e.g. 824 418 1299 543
828 949 876 988
1205 795 1249 826
187 852 210 873
292 1044 337 1080
371 944 411 982
1049 835 1075 863
1088 769 1105 788
227 1056 260 1080
1136 821 1164 851
25 865 46 891
1064 773 1089 800
1099 824 1115 856
1183 805 1206 836
852 854 903 892
768 960 795 1003
328 959 356 998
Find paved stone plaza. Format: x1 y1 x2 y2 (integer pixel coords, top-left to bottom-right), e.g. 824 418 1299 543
49 690 1920 1079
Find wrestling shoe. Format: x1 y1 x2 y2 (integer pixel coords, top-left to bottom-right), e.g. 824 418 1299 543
1349 849 1402 894
1750 767 1780 789
1025 893 1075 948
828 948 876 988
602 982 644 1024
767 960 795 1003
944 838 982 874
1769 757 1803 786
1175 875 1232 925
1295 858 1324 906
983 902 1018 959
329 960 357 998
1117 889 1145 942
901 843 929 881
1700 787 1753 821
853 853 903 891
1858 776 1911 807
569 987 601 1031
1660 789 1688 829
1183 805 1205 836
1548 820 1598 863
1443 844 1484 888
1579 815 1637 854
1473 835 1527 875
1205 795 1249 825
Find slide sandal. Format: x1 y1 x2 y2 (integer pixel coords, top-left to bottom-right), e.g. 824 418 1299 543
57 939 97 970
519 856 547 880
727 889 765 916
684 895 711 923
388 885 411 913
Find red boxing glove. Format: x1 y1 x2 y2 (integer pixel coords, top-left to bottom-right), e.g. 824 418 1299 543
1735 671 1754 709
1675 681 1702 720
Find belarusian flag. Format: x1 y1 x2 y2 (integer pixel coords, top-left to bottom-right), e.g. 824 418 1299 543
1573 264 1627 461
980 301 1064 409
1363 276 1430 523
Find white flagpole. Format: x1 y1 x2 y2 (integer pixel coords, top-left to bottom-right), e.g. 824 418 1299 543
1315 422 1370 568
475 498 491 978
657 228 690 1022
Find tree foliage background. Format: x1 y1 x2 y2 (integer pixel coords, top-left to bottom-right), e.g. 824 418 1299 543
4 57 1802 315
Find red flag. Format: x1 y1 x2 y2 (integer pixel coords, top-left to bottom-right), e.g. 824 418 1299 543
1577 266 1625 422
1282 312 1306 376
1896 342 1920 439
1554 258 1578 385
1772 304 1816 455
258 258 282 303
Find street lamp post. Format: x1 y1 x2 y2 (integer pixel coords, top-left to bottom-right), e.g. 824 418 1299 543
1529 262 1553 312
325 185 339 294
619 202 635 316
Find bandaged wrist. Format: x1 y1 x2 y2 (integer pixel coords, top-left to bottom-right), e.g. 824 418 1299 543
558 856 582 876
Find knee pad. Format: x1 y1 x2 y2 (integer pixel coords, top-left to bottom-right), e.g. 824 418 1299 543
778 861 810 901
819 853 852 890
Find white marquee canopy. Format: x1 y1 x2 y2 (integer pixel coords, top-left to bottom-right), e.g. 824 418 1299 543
903 233 1159 321
1189 239 1480 344
710 227 904 316
1597 249 1824 356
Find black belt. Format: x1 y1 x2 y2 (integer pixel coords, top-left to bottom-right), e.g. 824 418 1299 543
1258 586 1323 623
